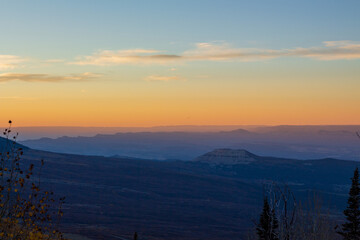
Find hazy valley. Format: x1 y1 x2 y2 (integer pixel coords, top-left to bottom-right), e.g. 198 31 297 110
20 125 360 161
6 129 359 239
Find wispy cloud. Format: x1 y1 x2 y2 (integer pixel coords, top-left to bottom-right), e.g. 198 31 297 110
72 49 181 65
299 41 360 60
71 41 360 66
0 96 37 100
0 72 101 83
0 55 27 70
145 75 184 82
183 41 360 61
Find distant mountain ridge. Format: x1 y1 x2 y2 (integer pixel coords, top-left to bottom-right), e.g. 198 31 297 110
10 125 252 140
20 126 360 160
9 125 360 140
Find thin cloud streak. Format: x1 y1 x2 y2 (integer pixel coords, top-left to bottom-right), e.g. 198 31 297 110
184 41 360 61
0 96 37 100
0 72 101 83
145 75 184 82
71 41 360 66
72 49 181 66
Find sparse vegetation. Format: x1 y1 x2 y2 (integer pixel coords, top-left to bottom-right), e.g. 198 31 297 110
253 184 341 240
0 121 66 240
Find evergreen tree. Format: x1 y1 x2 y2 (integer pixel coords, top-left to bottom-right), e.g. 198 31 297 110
256 197 279 240
338 167 360 240
271 208 279 238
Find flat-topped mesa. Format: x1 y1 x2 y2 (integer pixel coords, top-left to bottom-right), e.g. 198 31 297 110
194 148 258 165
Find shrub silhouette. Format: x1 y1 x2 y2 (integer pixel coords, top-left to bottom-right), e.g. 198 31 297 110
0 121 66 240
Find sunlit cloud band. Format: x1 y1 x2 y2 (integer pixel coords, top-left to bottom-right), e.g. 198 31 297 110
0 55 27 70
0 72 101 83
72 41 360 66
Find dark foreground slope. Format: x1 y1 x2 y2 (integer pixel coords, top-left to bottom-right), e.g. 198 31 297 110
10 145 359 239
21 149 261 240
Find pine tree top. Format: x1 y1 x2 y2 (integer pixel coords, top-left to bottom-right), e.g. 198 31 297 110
338 167 360 239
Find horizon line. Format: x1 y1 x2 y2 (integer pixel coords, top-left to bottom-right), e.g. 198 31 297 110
3 124 360 128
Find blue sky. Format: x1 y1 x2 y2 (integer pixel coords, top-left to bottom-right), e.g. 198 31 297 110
0 1 360 126
1 0 359 56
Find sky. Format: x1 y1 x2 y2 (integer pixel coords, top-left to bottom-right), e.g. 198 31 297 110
0 0 360 127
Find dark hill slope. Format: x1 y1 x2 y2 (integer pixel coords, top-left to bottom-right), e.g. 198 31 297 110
10 147 359 239
0 136 29 150
20 148 260 240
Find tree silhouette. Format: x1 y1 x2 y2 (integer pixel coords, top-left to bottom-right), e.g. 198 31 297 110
338 167 360 240
256 197 279 240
